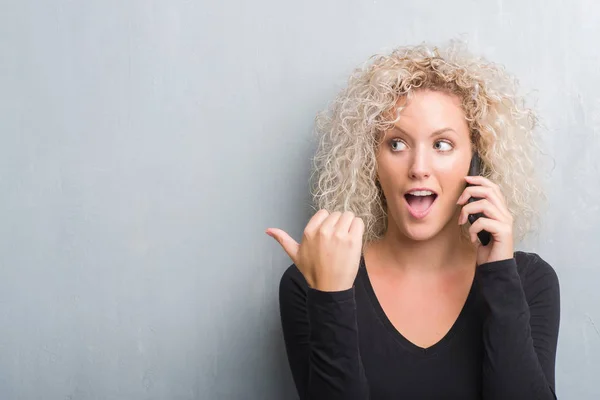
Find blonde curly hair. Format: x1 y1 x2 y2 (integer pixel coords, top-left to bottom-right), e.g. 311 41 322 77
310 39 546 244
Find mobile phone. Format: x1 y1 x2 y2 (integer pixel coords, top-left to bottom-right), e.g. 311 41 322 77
467 153 491 246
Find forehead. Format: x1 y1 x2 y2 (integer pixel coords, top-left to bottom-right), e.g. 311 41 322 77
388 90 469 133
380 89 471 146
395 90 466 123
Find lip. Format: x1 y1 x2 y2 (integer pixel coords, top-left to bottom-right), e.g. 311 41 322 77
404 187 438 195
404 188 438 219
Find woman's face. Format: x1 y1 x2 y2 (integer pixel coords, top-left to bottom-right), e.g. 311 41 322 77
376 89 473 241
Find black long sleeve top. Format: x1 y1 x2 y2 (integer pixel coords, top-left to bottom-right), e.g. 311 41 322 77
278 251 560 399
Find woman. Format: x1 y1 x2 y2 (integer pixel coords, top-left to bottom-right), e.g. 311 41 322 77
266 41 560 399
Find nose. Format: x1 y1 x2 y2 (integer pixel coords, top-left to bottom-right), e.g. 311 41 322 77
408 147 431 180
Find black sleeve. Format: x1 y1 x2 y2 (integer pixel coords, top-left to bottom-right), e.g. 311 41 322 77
278 264 370 400
476 253 560 399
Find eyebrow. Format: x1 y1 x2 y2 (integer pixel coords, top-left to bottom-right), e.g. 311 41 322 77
391 126 456 137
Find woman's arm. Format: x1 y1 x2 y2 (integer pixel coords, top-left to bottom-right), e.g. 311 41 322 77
477 253 560 400
279 264 369 400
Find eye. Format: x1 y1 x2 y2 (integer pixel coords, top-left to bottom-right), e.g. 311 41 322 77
434 140 453 152
390 139 407 152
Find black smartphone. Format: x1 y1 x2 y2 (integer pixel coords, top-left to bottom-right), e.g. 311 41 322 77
467 153 491 246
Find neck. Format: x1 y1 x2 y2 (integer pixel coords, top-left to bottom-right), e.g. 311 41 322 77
369 211 476 275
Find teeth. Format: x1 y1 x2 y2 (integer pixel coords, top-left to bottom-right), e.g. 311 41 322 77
407 190 434 196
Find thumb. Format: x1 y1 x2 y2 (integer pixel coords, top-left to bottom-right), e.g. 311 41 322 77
266 228 300 264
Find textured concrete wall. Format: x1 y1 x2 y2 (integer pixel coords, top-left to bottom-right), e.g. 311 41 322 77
0 0 598 398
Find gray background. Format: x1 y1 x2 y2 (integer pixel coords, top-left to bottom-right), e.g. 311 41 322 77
1 0 598 399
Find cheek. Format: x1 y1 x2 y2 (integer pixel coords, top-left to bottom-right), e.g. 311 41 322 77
376 156 407 188
435 157 469 197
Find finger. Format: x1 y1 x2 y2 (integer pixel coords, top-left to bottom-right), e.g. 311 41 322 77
457 186 509 216
318 211 343 235
464 175 497 188
468 217 512 243
335 211 356 233
304 209 330 236
464 176 505 203
459 199 509 225
266 228 300 264
349 217 365 240
459 181 504 202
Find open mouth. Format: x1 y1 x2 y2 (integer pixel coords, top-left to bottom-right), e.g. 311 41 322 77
404 192 438 219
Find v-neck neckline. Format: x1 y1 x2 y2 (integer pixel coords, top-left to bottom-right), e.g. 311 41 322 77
358 254 477 356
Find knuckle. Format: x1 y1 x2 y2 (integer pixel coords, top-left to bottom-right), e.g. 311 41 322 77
302 227 313 240
333 230 346 241
353 218 365 233
318 226 332 237
313 209 329 220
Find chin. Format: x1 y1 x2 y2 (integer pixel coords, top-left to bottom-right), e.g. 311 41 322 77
402 225 441 242
393 207 455 242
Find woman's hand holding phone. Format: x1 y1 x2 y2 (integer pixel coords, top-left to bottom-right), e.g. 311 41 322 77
457 175 515 265
266 210 365 292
